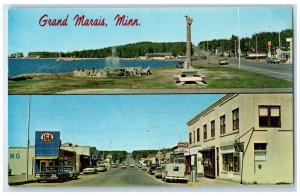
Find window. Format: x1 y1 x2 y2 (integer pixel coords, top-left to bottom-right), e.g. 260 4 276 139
220 115 226 134
193 130 195 143
259 106 281 127
189 133 192 144
203 124 207 140
197 128 200 142
232 108 239 130
211 120 215 138
222 153 240 172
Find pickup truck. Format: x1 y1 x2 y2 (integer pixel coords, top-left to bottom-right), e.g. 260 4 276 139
161 163 188 183
35 167 69 182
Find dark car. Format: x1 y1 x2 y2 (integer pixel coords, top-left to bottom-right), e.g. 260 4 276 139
266 57 281 64
64 166 80 179
35 167 69 182
147 164 159 175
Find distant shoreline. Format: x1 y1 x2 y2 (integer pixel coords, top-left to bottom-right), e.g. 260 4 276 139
9 57 182 61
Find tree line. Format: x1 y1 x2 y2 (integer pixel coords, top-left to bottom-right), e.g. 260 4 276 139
198 29 293 55
132 148 172 162
98 150 127 163
27 42 186 58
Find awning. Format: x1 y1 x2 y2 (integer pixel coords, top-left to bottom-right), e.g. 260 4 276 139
35 156 59 160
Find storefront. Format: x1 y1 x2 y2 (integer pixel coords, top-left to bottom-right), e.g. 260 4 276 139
34 131 76 172
200 147 216 179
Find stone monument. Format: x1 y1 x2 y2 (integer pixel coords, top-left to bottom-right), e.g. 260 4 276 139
173 16 206 85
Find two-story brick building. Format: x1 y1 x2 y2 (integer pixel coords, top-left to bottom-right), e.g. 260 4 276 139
186 94 293 184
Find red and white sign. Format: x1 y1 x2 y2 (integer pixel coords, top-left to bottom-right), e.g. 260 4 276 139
41 133 54 142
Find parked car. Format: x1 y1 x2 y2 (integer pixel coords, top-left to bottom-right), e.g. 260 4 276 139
266 57 281 64
97 165 107 172
111 163 118 168
219 58 229 65
147 164 159 175
161 163 188 183
154 167 162 178
83 166 97 174
8 164 12 176
122 164 127 169
35 167 69 182
130 164 134 168
64 166 80 180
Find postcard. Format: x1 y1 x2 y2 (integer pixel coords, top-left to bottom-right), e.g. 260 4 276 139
5 5 295 191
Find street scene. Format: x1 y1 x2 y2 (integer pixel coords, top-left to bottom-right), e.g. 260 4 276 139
5 5 295 192
7 94 293 188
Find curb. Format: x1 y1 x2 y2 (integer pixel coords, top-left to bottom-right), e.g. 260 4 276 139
8 179 37 186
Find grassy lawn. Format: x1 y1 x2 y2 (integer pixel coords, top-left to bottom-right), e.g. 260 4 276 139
8 64 293 94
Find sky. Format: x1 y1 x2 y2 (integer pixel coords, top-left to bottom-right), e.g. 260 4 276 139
8 94 223 152
7 6 293 56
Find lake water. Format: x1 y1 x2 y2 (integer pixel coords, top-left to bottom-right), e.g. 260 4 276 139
8 59 180 77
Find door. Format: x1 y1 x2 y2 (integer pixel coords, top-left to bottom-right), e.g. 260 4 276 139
40 161 46 171
203 149 215 179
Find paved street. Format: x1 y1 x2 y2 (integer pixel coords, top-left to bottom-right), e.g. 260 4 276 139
228 57 293 82
18 167 175 187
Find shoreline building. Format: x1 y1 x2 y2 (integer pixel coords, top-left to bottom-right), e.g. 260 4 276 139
186 94 293 184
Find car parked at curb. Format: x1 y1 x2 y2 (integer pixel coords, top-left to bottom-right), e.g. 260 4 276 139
154 167 162 178
147 164 159 175
83 166 97 174
96 165 107 172
64 166 80 179
35 167 69 182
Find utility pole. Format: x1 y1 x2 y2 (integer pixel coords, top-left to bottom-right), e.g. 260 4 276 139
238 7 241 69
26 95 31 181
234 40 237 58
256 35 258 61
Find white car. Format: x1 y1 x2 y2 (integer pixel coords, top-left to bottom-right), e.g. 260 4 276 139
83 166 97 174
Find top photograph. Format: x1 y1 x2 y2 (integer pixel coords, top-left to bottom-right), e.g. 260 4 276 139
6 6 294 94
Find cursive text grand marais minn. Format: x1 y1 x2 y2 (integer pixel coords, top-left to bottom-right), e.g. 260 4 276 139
38 14 140 27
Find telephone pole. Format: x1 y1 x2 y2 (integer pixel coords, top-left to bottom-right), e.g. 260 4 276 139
26 95 31 181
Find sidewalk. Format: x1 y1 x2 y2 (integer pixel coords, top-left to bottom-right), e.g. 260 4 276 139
186 175 242 186
8 175 37 186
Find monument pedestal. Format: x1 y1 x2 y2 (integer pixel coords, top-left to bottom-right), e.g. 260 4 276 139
173 69 206 85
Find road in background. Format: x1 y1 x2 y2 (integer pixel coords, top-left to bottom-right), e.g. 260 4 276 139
228 58 293 82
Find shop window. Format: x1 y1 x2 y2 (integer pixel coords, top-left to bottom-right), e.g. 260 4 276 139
259 106 281 128
211 120 215 138
203 124 207 140
222 153 240 172
232 108 239 130
197 128 200 142
220 115 226 134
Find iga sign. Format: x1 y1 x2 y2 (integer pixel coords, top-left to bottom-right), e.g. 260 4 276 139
41 133 54 142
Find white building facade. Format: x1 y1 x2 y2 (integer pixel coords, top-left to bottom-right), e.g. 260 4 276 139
187 94 293 184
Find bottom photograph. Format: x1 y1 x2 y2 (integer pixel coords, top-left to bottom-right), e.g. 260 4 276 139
7 93 293 188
